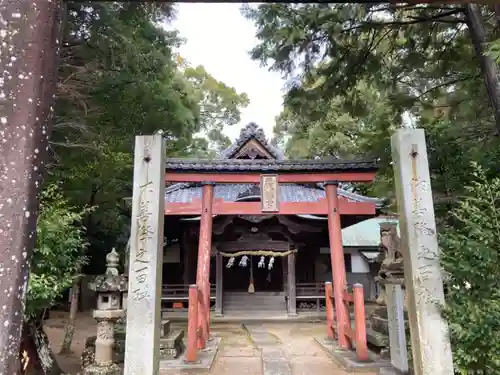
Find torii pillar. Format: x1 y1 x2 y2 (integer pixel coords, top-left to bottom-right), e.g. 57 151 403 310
325 181 350 349
195 182 215 348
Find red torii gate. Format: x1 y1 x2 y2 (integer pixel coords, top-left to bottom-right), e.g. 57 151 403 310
162 158 378 358
2 0 467 372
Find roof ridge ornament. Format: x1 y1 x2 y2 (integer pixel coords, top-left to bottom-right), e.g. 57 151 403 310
219 122 284 160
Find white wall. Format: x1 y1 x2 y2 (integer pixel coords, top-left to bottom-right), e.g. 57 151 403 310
319 247 370 273
350 251 370 273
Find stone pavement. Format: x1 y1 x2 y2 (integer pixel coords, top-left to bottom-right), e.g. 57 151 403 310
161 322 377 375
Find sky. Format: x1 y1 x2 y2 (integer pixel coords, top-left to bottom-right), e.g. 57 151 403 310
171 3 285 141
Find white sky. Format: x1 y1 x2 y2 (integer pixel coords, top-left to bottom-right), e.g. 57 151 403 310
171 3 285 141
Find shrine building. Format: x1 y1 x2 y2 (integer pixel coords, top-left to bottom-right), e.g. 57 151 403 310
161 123 382 317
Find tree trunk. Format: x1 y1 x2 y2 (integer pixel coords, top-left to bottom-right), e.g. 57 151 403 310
59 276 81 355
465 4 500 132
0 3 63 373
20 318 63 375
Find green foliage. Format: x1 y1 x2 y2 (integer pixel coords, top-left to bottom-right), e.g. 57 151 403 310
50 4 249 268
27 185 90 316
246 3 500 209
180 61 250 156
440 164 500 374
245 4 500 371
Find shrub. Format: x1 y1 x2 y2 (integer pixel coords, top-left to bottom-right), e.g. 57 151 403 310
440 163 500 374
26 184 90 317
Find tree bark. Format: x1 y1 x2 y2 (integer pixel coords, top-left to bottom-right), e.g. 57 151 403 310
465 4 500 132
20 318 63 375
59 276 81 355
0 2 63 374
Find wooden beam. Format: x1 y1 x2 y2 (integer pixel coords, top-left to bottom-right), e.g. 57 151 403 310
164 198 376 216
165 171 376 183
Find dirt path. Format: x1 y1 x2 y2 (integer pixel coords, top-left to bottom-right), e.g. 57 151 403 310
44 310 96 374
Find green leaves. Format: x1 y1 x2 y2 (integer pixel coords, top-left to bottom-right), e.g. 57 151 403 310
50 4 250 264
27 185 90 317
440 164 500 374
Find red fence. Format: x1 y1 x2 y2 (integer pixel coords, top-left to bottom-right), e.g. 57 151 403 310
325 281 368 361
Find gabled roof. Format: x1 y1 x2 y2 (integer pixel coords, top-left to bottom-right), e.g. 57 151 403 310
219 122 284 160
164 123 383 214
165 182 383 206
166 123 378 173
164 158 378 173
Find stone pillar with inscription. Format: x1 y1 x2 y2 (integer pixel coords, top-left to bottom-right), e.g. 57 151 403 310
84 249 127 375
124 134 166 375
391 129 454 375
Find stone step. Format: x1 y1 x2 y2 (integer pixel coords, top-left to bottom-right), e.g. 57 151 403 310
224 297 286 304
224 292 285 296
224 300 286 304
224 297 285 303
224 305 286 310
159 329 185 360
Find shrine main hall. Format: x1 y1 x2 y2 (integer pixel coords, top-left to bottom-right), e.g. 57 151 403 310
160 123 382 317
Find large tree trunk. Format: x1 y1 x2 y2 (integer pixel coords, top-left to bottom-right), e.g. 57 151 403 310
465 4 500 132
59 277 81 355
0 2 63 373
20 318 63 375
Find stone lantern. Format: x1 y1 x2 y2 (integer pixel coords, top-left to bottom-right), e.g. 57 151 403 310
83 248 128 375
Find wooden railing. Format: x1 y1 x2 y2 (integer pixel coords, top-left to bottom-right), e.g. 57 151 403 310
161 284 215 311
161 284 216 300
295 282 326 312
325 281 368 361
296 282 325 296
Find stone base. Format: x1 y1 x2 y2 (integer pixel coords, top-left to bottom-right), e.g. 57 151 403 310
161 320 171 337
366 327 389 348
159 330 185 360
84 334 126 364
379 367 411 375
314 337 393 373
81 348 95 370
159 336 221 371
84 320 185 364
83 363 121 375
370 315 408 337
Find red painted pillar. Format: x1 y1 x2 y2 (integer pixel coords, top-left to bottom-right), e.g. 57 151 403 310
325 282 335 339
195 182 214 348
186 285 199 362
325 182 350 349
353 284 369 361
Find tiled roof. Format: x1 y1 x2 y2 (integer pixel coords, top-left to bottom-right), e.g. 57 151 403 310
342 217 399 247
219 122 283 160
164 123 381 206
165 158 378 172
165 182 383 205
